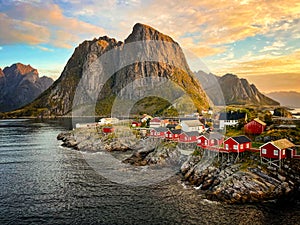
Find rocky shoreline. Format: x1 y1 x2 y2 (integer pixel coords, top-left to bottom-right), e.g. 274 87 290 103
181 150 300 203
57 128 300 204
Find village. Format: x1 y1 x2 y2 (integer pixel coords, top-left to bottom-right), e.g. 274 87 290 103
75 108 300 169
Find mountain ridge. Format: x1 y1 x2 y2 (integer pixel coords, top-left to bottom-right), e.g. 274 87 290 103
195 71 279 106
0 63 54 112
6 23 209 117
266 91 300 107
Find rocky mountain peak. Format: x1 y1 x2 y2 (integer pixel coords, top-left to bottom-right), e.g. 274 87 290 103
125 23 176 43
10 23 209 117
0 63 54 112
196 71 279 106
3 63 38 77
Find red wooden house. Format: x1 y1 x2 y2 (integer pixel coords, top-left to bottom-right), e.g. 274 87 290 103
102 126 114 134
223 135 251 153
244 118 266 135
166 129 182 141
150 127 169 138
260 139 295 160
179 131 199 143
197 133 224 147
197 135 209 147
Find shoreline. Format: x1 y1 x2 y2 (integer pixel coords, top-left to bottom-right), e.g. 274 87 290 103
57 127 300 204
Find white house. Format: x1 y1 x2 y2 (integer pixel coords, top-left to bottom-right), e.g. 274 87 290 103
218 112 247 129
180 120 205 133
99 117 119 125
149 117 162 128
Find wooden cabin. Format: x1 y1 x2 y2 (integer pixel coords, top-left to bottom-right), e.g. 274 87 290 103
179 131 199 143
149 127 169 138
223 135 251 153
244 118 266 135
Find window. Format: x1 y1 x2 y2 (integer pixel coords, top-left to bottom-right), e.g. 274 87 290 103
262 148 266 154
282 150 285 155
233 145 238 150
225 144 229 150
246 143 249 148
240 144 244 149
274 150 279 156
205 140 208 145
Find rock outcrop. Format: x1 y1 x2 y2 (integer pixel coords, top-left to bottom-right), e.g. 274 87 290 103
195 71 279 106
12 23 209 117
0 63 54 112
57 128 181 167
181 149 300 203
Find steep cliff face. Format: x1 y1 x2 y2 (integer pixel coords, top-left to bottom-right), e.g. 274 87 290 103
0 63 54 112
16 23 209 117
196 72 279 106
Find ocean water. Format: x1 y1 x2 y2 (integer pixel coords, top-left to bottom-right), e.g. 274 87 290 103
0 119 299 225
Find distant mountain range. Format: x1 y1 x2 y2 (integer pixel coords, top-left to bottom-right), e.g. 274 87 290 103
0 63 53 112
195 71 279 106
6 23 209 117
265 91 300 108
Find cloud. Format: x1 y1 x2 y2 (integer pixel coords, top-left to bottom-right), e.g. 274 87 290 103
0 1 106 48
0 12 50 45
260 40 286 52
211 49 300 92
245 73 300 93
36 46 54 52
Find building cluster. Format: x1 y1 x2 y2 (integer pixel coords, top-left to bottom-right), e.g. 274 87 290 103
132 116 299 168
75 113 299 168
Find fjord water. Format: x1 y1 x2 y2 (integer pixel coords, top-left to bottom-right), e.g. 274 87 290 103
0 119 299 225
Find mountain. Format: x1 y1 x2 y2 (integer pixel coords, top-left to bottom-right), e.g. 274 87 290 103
266 91 300 108
195 71 279 106
8 23 209 117
0 63 54 112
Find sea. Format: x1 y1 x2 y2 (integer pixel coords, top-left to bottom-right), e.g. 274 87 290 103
0 118 299 225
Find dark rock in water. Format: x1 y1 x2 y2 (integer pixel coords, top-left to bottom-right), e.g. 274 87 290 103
123 139 181 166
57 132 78 150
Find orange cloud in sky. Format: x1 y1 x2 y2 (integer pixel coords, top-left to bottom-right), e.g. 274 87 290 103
0 2 106 48
214 50 300 92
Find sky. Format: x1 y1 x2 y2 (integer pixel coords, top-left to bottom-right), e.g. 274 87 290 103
0 0 299 93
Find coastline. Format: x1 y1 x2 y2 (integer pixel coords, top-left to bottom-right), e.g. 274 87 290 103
57 127 300 204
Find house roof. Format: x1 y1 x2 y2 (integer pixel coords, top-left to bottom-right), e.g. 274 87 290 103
205 132 224 140
230 135 251 144
183 131 200 137
150 117 161 123
181 120 203 127
166 124 177 129
171 129 182 135
219 112 246 120
152 127 169 132
253 118 266 126
272 139 295 149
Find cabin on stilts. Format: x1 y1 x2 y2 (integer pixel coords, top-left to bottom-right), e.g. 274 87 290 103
260 138 295 168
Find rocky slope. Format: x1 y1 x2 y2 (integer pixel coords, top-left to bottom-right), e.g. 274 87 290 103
195 71 279 106
181 150 300 203
0 63 53 112
10 23 209 117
